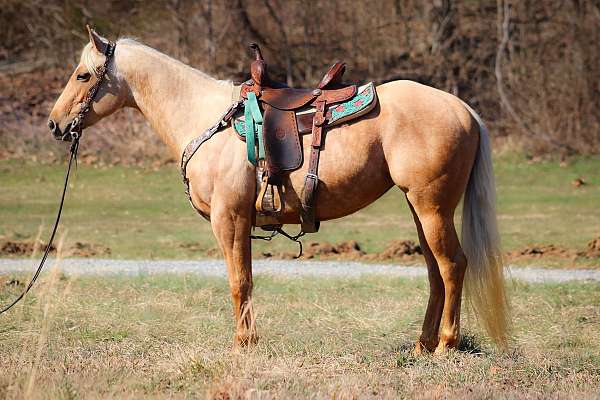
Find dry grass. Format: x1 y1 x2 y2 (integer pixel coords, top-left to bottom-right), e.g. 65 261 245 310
0 271 599 399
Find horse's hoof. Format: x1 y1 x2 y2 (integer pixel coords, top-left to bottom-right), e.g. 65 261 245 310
434 341 458 354
434 344 447 354
414 338 437 354
434 333 459 354
414 342 425 355
235 332 259 347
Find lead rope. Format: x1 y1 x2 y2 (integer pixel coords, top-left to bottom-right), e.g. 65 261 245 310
0 137 80 315
0 35 112 315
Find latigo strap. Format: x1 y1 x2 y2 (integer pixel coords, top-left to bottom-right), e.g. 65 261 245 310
300 99 326 233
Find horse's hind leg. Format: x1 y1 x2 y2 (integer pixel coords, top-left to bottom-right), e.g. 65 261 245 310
408 193 467 353
407 199 444 354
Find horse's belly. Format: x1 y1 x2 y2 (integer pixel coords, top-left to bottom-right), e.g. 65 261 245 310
281 120 393 222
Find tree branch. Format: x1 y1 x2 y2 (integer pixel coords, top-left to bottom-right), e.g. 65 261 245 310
494 0 572 151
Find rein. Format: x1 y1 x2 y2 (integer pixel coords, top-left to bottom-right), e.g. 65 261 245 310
0 139 79 315
0 41 115 316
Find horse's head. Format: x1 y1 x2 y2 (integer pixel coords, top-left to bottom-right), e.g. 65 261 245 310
48 26 128 140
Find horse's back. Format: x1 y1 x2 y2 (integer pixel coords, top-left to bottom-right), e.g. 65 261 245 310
376 80 478 146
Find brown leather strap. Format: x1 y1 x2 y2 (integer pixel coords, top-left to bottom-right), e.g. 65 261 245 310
181 101 243 220
311 85 356 105
300 100 326 233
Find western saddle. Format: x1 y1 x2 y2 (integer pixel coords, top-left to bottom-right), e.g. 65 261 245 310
237 44 378 233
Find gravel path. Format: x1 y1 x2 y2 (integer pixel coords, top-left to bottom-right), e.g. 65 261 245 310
0 258 598 283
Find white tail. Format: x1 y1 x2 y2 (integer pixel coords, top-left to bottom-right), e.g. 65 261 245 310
461 104 510 347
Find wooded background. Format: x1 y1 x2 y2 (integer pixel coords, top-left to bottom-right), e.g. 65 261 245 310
1 0 598 163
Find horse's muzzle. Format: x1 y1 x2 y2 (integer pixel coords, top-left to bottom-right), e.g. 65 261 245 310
48 119 60 137
48 119 76 142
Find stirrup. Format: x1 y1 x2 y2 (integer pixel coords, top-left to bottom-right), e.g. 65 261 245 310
255 175 285 216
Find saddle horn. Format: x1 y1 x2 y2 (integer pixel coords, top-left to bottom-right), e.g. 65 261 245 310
249 43 267 86
249 43 264 61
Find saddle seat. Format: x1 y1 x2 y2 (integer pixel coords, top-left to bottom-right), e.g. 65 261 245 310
237 43 378 233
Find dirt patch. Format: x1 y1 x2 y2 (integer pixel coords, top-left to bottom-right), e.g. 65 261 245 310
262 240 366 261
67 242 111 257
370 240 422 260
179 242 221 258
0 278 24 287
0 237 110 258
571 177 587 187
258 237 598 265
586 236 600 258
0 239 54 256
507 244 577 260
260 239 422 262
507 237 600 262
302 240 365 260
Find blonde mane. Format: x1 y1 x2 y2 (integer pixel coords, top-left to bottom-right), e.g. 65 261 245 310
80 37 231 87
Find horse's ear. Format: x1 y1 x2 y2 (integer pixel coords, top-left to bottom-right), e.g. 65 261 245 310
86 24 109 54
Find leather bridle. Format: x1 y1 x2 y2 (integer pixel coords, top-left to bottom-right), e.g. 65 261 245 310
63 41 116 141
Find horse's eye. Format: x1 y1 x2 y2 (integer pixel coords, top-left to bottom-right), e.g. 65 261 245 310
76 72 91 82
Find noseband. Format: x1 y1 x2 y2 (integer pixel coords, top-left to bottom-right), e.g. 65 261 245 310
65 41 116 141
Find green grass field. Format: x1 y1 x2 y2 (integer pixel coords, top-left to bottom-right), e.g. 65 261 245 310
0 155 599 266
1 272 599 398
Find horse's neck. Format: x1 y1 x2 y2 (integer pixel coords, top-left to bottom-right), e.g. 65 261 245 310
117 43 233 157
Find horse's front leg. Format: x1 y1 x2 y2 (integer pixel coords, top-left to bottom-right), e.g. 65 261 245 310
211 207 257 347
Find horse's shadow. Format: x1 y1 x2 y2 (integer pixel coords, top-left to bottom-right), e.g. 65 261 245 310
456 333 486 354
392 333 487 366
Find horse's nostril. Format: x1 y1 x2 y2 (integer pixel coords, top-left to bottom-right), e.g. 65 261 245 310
48 120 56 130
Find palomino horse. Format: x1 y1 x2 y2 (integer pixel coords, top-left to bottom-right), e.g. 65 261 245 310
48 29 509 353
